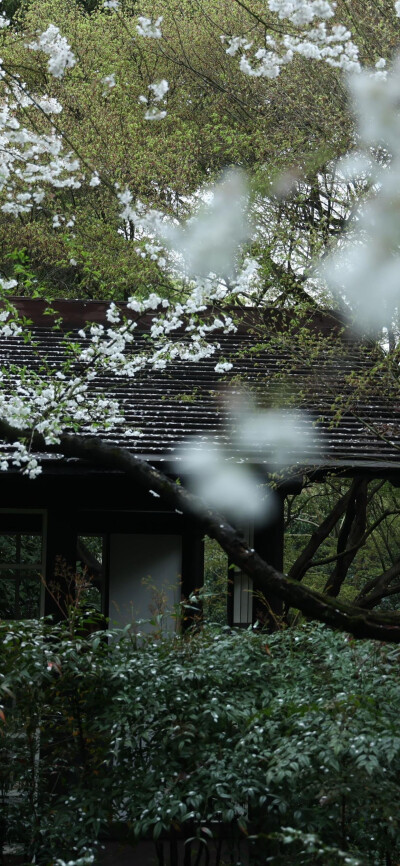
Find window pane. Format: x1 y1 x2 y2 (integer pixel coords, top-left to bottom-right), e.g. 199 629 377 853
19 577 41 619
203 538 228 624
0 575 17 618
77 536 103 569
76 537 104 614
0 569 41 619
80 584 102 612
0 519 43 619
0 535 16 564
233 572 253 625
20 534 42 565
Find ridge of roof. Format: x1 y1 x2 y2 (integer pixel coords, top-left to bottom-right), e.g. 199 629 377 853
6 297 350 336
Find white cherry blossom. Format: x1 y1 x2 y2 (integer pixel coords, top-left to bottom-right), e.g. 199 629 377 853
224 0 360 78
101 73 116 92
136 16 163 39
322 58 400 330
28 25 76 79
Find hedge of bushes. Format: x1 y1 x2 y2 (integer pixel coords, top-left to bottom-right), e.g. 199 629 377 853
1 617 400 865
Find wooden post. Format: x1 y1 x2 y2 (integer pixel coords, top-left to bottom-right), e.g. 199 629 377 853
253 492 285 628
43 505 77 620
181 519 204 629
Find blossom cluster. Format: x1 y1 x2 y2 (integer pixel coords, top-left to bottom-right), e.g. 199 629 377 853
0 76 80 217
118 169 251 281
136 15 163 39
0 166 260 480
322 59 400 330
139 78 169 121
177 401 320 522
0 315 145 476
28 24 76 79
70 172 257 381
269 0 334 25
222 0 360 79
101 72 116 94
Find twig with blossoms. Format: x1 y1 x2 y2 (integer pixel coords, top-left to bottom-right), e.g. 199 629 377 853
224 0 360 78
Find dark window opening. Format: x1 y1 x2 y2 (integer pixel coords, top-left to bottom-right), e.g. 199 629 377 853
76 535 105 613
0 530 43 619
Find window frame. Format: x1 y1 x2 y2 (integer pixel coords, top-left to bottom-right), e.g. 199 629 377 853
0 509 46 619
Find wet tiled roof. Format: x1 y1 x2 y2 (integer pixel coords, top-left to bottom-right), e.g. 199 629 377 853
2 299 400 477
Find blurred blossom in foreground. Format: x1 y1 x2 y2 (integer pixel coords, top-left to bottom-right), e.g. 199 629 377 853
237 407 321 467
177 402 320 524
322 59 400 331
177 439 275 524
163 169 250 279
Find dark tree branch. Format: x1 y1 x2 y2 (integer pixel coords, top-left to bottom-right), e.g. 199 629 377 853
289 482 393 585
287 483 355 583
355 555 400 609
308 507 400 569
324 479 367 596
2 419 400 640
360 579 400 609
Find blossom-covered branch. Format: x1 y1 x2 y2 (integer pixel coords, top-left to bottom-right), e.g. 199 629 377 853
224 0 361 79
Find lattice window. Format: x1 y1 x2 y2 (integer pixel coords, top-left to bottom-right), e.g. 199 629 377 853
0 530 43 619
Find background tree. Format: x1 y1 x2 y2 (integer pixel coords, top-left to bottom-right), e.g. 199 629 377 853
0 0 396 303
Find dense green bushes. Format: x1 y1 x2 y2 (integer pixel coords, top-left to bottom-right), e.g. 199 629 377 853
1 619 400 865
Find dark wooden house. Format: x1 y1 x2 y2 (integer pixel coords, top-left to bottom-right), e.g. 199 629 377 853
1 299 400 628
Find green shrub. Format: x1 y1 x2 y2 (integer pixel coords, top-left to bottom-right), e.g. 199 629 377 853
1 619 400 864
